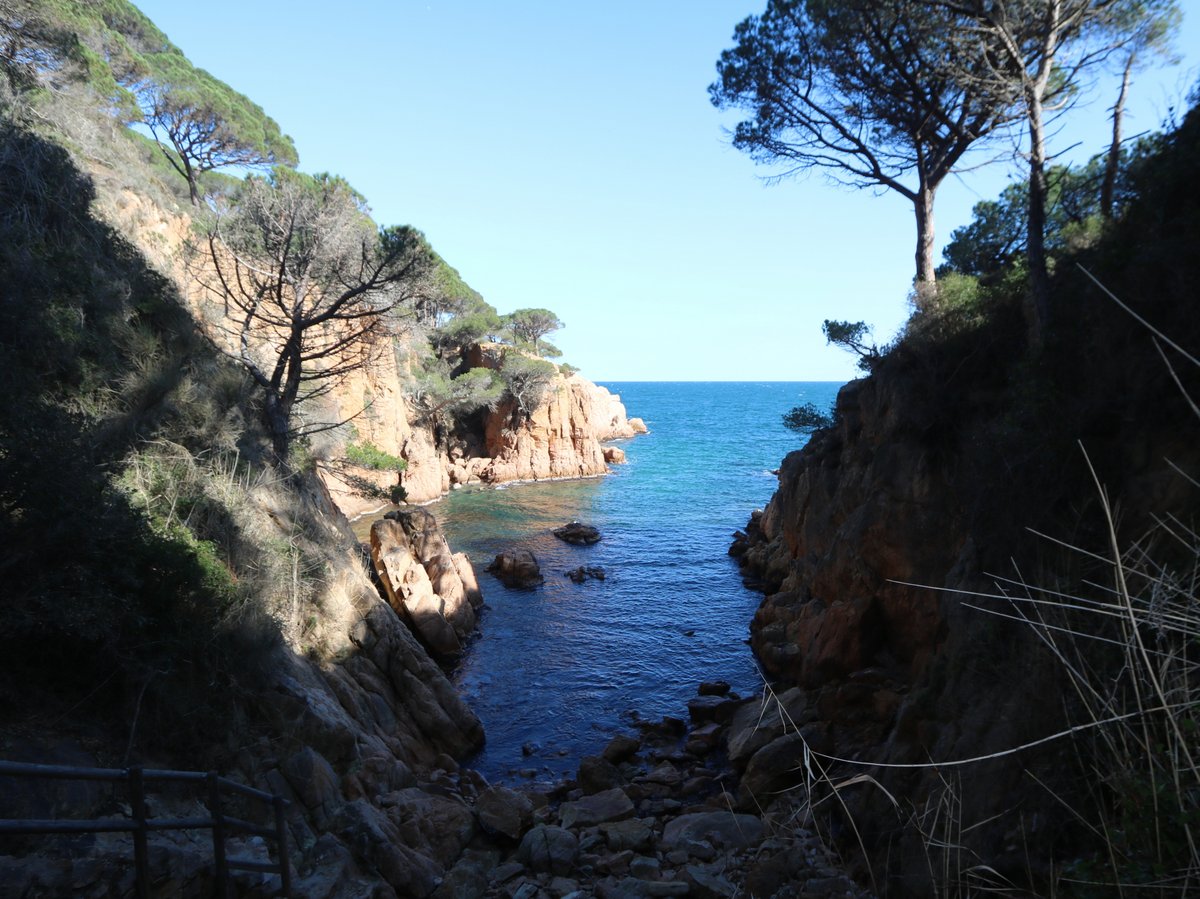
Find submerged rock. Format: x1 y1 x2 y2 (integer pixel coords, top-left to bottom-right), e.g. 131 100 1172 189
553 521 602 545
565 565 606 583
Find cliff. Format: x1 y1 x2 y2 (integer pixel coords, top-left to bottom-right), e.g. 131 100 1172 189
731 239 1200 893
322 344 645 518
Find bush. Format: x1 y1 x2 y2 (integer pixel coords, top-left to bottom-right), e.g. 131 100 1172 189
782 402 834 432
345 441 407 472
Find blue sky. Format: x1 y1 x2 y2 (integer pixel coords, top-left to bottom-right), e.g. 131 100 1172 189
133 1 1200 381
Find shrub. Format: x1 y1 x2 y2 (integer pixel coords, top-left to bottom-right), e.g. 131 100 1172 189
782 402 834 432
344 441 407 472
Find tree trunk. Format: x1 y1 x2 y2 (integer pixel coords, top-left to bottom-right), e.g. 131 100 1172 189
913 186 938 310
1026 97 1051 346
264 393 291 467
1102 53 1134 220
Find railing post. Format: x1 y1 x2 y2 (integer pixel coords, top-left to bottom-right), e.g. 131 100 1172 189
273 795 292 897
128 766 150 899
207 771 229 899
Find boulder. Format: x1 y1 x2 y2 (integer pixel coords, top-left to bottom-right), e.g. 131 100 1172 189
685 694 742 726
661 811 764 852
280 747 342 829
600 818 655 853
603 734 641 764
559 787 635 829
725 687 811 766
738 728 833 807
603 447 627 464
628 418 648 434
370 517 464 657
554 522 602 545
578 754 624 794
476 785 534 841
518 824 579 875
486 550 544 588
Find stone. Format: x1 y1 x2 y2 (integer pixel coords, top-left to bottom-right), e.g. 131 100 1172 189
553 521 602 545
603 734 641 764
641 882 690 897
685 694 741 726
629 855 661 880
684 864 736 899
638 762 681 787
333 799 443 896
487 550 544 588
371 518 464 656
738 729 832 805
725 688 811 766
559 787 635 829
660 811 764 853
280 747 343 829
578 755 624 794
603 447 627 464
433 848 500 899
549 876 581 896
628 418 648 434
566 565 606 583
476 785 535 841
599 818 655 853
518 825 579 875
453 552 485 609
385 787 476 868
698 681 731 696
510 881 539 899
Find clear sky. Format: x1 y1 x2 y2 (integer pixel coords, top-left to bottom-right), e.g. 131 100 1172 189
132 1 1200 381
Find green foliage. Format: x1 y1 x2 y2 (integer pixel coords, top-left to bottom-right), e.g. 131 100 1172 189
710 0 1019 284
344 441 407 472
0 0 295 202
504 307 564 357
499 353 559 420
409 364 503 434
140 51 297 202
431 295 504 355
782 402 834 432
822 319 879 371
415 252 488 327
938 155 1150 284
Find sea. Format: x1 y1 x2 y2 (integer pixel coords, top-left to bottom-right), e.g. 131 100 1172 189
362 381 843 783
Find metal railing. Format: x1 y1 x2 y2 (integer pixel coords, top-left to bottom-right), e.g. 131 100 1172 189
0 759 291 898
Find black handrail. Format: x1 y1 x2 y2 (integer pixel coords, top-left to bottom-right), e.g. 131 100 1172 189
0 759 292 897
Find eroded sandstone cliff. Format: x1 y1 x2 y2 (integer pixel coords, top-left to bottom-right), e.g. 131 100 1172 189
731 357 1199 893
322 344 645 518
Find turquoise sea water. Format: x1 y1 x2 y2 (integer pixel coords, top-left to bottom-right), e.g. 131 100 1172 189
416 381 844 783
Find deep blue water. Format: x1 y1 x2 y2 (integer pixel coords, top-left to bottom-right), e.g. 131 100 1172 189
387 382 842 783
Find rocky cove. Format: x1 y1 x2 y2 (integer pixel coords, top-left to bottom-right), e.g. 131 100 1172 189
4 375 874 898
6 7 1199 893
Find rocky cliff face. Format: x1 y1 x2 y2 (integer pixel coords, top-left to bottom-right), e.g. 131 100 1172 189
320 345 645 519
729 355 1200 892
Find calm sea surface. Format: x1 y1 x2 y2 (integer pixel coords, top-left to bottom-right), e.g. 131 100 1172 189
360 381 843 782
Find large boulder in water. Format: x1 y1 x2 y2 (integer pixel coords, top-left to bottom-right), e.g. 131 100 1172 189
486 550 544 588
553 521 601 545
